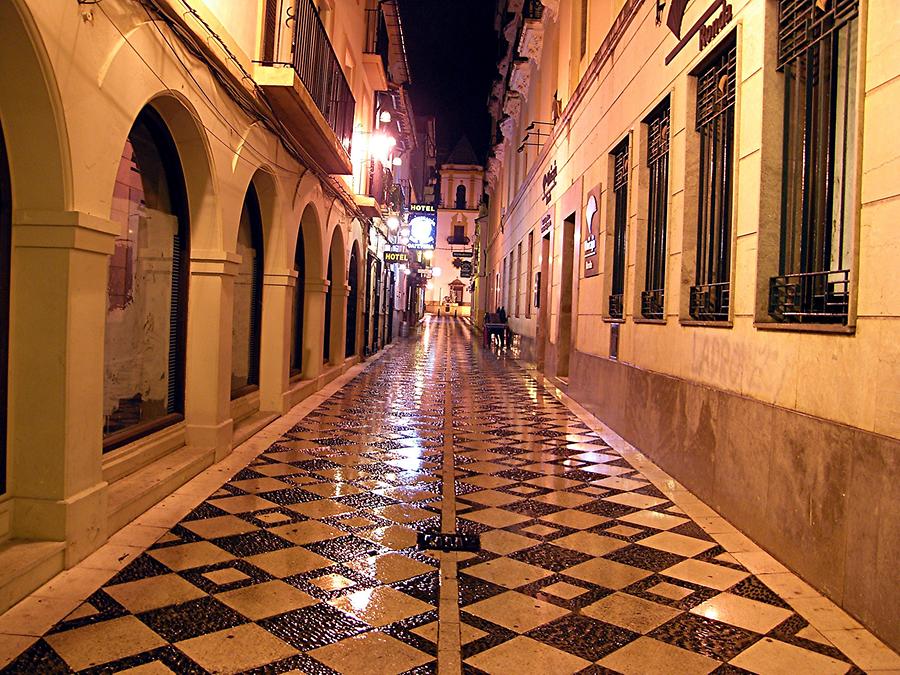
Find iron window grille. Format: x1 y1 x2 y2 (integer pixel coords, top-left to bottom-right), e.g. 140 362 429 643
690 39 736 322
770 0 859 324
608 138 629 319
642 99 670 320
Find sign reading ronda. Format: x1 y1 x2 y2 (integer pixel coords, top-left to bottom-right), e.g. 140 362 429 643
664 0 733 65
407 204 437 250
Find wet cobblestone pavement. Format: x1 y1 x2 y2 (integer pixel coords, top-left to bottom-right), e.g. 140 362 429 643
2 316 894 673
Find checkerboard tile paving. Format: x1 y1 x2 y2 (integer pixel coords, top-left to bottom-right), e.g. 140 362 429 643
2 317 894 673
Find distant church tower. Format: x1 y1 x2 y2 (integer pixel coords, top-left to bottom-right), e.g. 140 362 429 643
439 136 484 210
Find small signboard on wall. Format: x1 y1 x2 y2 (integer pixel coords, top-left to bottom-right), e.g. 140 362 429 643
583 183 601 278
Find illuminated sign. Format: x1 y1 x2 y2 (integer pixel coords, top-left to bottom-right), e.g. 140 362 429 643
384 250 408 264
407 204 437 250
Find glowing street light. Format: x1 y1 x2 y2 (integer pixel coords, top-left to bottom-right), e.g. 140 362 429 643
386 216 400 231
432 266 442 277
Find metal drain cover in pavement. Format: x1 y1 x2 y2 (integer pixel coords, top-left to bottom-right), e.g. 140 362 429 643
417 530 481 552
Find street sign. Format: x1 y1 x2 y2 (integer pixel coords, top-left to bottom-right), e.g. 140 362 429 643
452 250 474 258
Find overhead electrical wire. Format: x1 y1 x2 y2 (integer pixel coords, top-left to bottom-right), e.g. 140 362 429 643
94 0 364 220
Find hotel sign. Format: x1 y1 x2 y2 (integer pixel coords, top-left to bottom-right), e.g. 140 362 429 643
540 211 553 236
664 0 733 65
407 203 437 250
583 184 601 278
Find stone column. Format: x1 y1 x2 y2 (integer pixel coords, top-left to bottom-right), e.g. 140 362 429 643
8 210 117 565
329 283 350 367
259 269 297 414
301 278 329 380
185 250 239 460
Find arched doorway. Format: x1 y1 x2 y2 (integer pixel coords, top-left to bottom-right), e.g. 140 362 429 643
346 245 359 357
290 225 305 376
102 106 190 451
231 184 264 397
0 123 10 494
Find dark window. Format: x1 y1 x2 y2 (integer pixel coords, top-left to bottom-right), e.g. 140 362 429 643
291 229 305 375
103 107 190 451
455 184 467 209
609 138 629 319
0 123 10 494
770 0 858 324
642 99 670 320
690 39 736 322
453 225 465 240
231 185 265 397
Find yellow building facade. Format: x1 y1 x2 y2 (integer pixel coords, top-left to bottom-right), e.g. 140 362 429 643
0 0 410 612
478 0 899 649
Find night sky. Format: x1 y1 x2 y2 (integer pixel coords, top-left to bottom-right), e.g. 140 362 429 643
400 0 499 164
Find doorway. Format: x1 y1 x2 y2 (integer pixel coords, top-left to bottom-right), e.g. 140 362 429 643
557 213 576 378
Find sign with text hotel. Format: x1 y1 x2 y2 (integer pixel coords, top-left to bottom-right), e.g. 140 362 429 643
664 0 733 65
407 204 437 250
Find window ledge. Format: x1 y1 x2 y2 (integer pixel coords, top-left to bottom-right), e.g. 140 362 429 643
633 318 667 325
679 319 733 329
754 321 855 335
602 317 626 324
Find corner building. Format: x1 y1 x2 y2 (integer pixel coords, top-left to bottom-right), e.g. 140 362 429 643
477 0 899 649
0 0 416 613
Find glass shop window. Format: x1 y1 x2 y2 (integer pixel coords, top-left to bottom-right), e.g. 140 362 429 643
103 107 189 450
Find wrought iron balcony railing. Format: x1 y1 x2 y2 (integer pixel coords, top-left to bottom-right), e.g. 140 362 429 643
769 270 849 324
447 235 471 245
641 289 665 320
689 281 730 321
608 293 624 319
523 0 545 21
364 8 390 75
260 0 355 156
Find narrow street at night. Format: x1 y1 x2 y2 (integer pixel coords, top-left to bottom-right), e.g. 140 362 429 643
0 0 898 671
0 318 889 673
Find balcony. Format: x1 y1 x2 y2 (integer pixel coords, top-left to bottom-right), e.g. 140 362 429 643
447 235 471 246
255 0 355 174
523 0 545 21
363 7 390 91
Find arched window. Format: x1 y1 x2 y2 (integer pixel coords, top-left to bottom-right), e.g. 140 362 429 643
231 185 264 396
103 107 190 450
290 229 305 376
0 123 11 493
346 247 359 357
455 184 467 209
